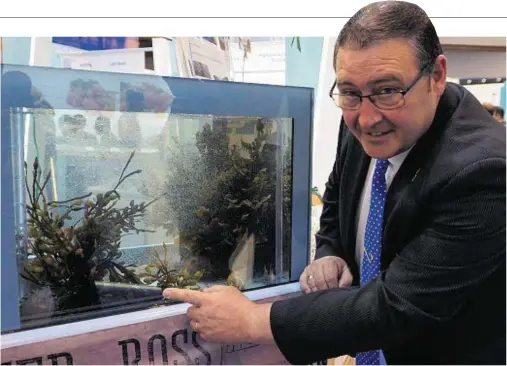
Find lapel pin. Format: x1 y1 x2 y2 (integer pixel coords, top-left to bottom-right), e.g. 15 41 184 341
411 169 420 183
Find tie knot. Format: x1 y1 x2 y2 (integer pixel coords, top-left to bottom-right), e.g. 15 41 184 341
375 159 390 175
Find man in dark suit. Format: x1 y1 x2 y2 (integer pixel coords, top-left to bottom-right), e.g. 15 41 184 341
164 1 506 364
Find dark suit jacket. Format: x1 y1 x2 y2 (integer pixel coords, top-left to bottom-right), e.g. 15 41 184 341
270 83 506 365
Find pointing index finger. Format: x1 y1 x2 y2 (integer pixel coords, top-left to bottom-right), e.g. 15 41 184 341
163 288 204 306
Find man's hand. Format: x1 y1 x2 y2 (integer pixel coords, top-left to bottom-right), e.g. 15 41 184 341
163 285 274 344
299 256 353 294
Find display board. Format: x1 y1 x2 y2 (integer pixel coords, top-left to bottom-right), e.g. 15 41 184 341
1 289 300 365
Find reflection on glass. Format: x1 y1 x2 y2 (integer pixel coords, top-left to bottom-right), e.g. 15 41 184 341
12 101 293 328
94 116 120 147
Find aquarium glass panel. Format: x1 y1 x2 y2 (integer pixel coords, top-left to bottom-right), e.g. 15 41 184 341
1 65 312 331
2 65 301 331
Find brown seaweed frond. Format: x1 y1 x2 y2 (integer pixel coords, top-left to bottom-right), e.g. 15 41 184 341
21 150 159 310
140 242 203 290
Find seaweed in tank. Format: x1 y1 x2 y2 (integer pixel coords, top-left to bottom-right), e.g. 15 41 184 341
20 150 156 317
140 242 204 290
151 117 292 284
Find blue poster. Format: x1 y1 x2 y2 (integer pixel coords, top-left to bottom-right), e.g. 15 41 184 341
52 37 130 51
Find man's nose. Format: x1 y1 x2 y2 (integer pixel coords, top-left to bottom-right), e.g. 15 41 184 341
357 98 383 130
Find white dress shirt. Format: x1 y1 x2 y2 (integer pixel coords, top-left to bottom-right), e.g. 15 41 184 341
355 148 412 269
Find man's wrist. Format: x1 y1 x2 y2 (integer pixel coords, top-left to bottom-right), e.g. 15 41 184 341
247 302 275 344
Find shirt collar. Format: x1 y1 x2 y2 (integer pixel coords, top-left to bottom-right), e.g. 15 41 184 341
387 146 413 170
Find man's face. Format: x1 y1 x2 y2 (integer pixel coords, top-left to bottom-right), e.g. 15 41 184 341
335 39 447 159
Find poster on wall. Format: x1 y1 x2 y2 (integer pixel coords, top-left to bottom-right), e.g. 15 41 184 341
229 37 286 85
174 37 231 81
52 37 140 51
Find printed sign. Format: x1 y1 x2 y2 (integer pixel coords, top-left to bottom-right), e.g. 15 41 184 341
1 293 299 365
60 48 147 75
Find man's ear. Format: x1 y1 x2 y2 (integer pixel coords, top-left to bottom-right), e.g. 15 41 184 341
432 54 447 97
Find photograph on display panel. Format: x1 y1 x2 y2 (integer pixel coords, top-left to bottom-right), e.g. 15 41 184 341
0 64 304 333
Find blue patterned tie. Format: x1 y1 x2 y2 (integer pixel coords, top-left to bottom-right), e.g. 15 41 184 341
356 159 390 366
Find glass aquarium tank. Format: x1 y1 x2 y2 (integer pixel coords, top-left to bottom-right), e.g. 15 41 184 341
0 64 313 332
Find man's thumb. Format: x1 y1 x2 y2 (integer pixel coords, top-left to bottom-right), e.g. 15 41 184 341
338 265 353 288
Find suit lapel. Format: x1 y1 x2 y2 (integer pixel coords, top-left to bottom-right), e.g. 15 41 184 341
381 150 424 268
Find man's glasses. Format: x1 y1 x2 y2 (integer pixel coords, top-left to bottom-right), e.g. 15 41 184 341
329 61 433 111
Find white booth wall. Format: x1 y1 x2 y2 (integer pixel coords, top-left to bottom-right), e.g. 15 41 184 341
312 36 342 195
444 49 506 79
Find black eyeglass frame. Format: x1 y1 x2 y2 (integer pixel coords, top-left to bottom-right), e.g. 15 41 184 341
328 60 435 110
